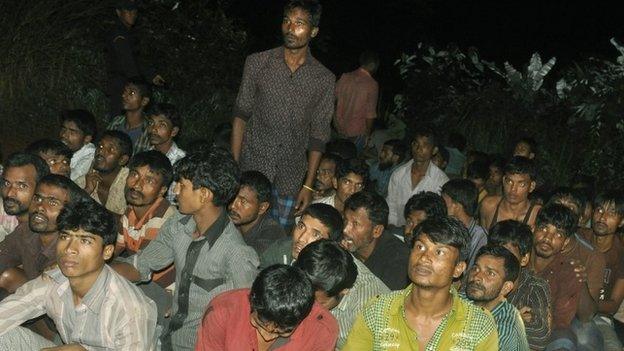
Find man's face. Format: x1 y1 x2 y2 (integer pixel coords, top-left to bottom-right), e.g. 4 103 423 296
502 173 534 204
592 202 624 236
291 214 331 259
116 9 138 28
314 159 336 193
121 83 147 112
29 183 69 233
487 165 503 186
431 152 447 170
466 255 507 303
250 311 295 343
502 242 530 267
533 223 569 258
56 229 113 280
1 165 38 217
125 165 166 208
513 142 534 159
379 145 396 169
411 136 436 163
93 136 127 174
60 120 89 152
409 234 464 288
341 207 380 255
282 7 318 50
148 114 178 147
404 210 427 243
38 151 70 177
229 186 265 227
174 177 203 215
333 172 365 203
442 193 456 217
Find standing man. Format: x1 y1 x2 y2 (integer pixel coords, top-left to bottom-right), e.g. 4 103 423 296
105 0 164 117
231 0 335 228
334 51 380 152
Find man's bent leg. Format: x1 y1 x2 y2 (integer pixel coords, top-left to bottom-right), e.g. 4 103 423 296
0 326 57 351
593 315 622 351
571 318 605 351
270 189 296 231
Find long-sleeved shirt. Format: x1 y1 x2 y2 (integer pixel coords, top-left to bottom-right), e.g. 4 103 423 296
124 209 259 350
234 46 335 196
0 265 157 350
491 300 530 351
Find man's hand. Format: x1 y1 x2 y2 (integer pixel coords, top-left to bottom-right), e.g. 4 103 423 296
519 306 532 324
571 259 588 283
294 187 313 216
41 344 87 351
152 74 165 86
84 169 102 194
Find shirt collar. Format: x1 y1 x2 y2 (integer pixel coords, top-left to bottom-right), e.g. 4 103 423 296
179 208 229 247
126 197 169 230
392 285 465 321
276 45 316 68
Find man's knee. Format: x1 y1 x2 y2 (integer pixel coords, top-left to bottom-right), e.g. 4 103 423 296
0 268 28 293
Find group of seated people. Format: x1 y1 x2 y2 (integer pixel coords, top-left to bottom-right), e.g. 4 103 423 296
0 81 623 351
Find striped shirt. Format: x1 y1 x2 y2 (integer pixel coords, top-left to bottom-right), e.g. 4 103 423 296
333 258 390 349
0 265 157 350
125 209 259 350
491 300 530 351
107 114 151 155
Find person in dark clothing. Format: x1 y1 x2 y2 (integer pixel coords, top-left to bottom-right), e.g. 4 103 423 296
105 0 164 117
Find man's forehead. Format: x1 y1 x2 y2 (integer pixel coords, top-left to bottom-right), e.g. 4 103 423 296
239 185 259 200
342 172 364 182
284 7 311 22
505 172 531 181
3 165 37 181
36 182 68 195
416 233 457 251
150 114 172 123
476 254 505 270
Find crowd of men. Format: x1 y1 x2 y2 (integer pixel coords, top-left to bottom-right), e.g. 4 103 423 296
1 0 623 350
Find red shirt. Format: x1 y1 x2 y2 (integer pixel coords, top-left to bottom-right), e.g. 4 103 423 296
334 68 378 137
195 288 339 351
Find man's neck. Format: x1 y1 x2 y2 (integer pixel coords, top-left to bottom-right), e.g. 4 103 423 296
454 211 473 229
131 199 159 221
16 212 29 224
100 167 122 188
70 265 104 306
474 296 505 311
411 159 430 173
407 284 454 318
356 237 379 262
154 140 174 155
193 204 223 236
501 198 530 214
592 233 616 252
334 194 345 213
39 231 58 248
125 110 143 129
238 214 263 236
530 249 556 273
283 46 308 72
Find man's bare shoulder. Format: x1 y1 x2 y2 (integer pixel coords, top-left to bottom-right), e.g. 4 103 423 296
480 195 502 211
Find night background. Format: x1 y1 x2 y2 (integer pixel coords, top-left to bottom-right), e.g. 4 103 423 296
1 0 624 186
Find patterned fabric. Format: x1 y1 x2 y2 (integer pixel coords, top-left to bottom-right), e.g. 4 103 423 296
271 189 297 228
0 265 158 350
163 142 186 165
123 210 259 350
75 166 129 215
69 142 95 181
107 114 151 155
333 258 390 349
386 160 449 226
507 268 552 350
234 46 335 197
491 300 530 351
342 285 498 350
334 67 378 137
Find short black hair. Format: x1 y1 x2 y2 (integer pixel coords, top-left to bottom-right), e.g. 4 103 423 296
57 198 117 246
344 191 389 227
403 191 447 220
100 130 133 158
325 139 357 160
466 160 489 181
593 189 624 217
515 136 537 155
241 171 273 204
548 187 582 216
488 154 506 171
26 139 73 161
301 203 344 241
59 109 97 138
320 152 343 167
146 102 182 129
359 51 379 68
3 152 50 182
284 0 322 27
409 124 437 147
535 203 578 238
336 158 369 184
174 149 240 207
250 264 314 332
295 240 357 297
488 220 533 257
474 245 520 283
412 216 470 263
441 179 478 217
124 76 152 100
504 156 536 180
383 139 407 163
129 151 174 188
38 174 91 204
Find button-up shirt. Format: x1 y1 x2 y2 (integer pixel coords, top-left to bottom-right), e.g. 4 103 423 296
363 230 411 291
0 222 57 282
491 300 530 351
242 214 286 255
0 265 157 350
334 67 378 137
70 142 95 181
107 115 151 155
234 46 335 196
125 209 259 350
386 160 449 226
76 167 129 215
343 285 498 350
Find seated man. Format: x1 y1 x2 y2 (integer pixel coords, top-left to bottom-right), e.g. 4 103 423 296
485 155 505 197
368 139 406 197
313 152 341 200
107 77 152 155
402 191 447 245
295 239 389 349
229 171 285 255
343 216 498 350
59 109 97 181
314 157 368 214
341 191 410 290
480 156 541 230
261 203 343 267
195 264 338 350
442 179 487 268
489 220 552 350
465 245 529 351
0 199 157 349
466 159 490 203
0 174 88 300
431 144 450 172
386 125 449 226
25 139 73 177
112 149 259 350
76 130 132 215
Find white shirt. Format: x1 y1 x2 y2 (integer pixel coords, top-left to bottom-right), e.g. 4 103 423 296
164 142 186 165
386 160 449 226
70 143 95 181
313 193 336 208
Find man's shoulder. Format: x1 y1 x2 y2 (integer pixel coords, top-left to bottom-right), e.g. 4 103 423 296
378 231 410 255
360 289 406 318
256 216 285 237
456 295 497 330
480 195 502 210
260 237 293 267
302 302 339 335
107 266 156 309
352 258 391 293
212 288 250 307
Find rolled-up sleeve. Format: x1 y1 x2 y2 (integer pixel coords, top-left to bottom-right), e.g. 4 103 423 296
233 55 259 122
308 74 335 152
0 275 49 335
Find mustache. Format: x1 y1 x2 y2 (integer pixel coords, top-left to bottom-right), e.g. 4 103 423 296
3 198 20 206
467 281 485 291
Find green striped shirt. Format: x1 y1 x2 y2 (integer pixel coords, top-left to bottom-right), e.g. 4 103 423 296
491 300 529 351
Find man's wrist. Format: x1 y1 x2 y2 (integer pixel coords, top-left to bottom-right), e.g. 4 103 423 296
302 184 315 192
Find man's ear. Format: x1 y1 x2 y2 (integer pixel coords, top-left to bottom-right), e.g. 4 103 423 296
200 187 214 204
103 244 115 261
529 180 536 193
171 126 180 138
391 154 400 165
501 281 514 297
339 288 350 297
453 261 467 279
372 224 384 239
520 253 530 267
432 146 439 157
311 27 319 38
258 202 270 216
332 177 338 190
529 152 535 160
